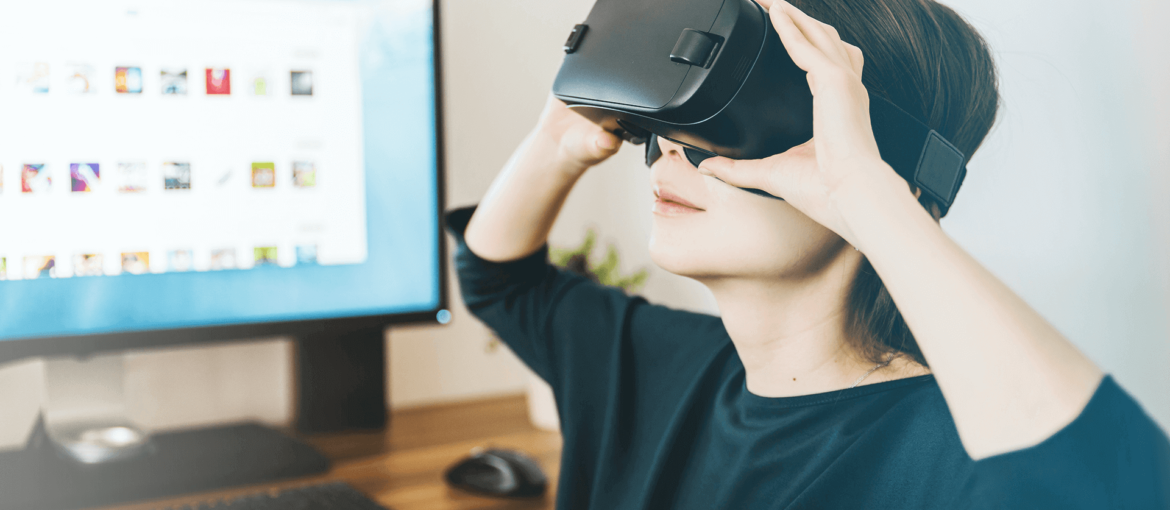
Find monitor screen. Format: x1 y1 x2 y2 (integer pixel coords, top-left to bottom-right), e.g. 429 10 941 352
0 0 442 342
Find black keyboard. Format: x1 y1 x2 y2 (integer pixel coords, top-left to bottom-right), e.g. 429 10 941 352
162 481 389 510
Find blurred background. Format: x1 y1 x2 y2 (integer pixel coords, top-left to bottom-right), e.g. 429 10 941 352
0 0 1166 490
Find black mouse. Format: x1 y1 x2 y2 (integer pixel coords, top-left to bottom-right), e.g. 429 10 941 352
443 447 548 498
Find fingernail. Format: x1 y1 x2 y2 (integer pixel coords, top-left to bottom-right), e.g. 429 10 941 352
697 166 714 177
596 135 617 150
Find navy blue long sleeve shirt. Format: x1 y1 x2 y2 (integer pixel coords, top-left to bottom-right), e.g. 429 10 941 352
443 204 1170 509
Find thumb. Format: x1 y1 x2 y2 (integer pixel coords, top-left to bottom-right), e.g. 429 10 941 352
697 156 776 194
574 130 622 166
586 130 622 163
595 130 620 152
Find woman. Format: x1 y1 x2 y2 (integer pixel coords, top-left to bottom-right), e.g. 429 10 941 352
444 0 1170 507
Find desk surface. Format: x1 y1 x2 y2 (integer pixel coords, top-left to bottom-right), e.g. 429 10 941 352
100 395 562 510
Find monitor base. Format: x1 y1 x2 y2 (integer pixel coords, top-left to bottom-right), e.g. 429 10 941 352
41 353 155 465
47 420 153 465
0 416 330 510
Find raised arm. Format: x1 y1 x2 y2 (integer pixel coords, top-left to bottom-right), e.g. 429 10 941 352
462 95 620 263
833 161 1104 459
696 0 1109 461
447 94 639 388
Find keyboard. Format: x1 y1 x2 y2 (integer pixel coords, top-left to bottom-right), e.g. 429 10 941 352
162 481 389 510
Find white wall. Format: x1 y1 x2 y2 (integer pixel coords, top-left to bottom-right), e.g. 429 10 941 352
388 0 719 409
1 0 1166 449
941 0 1170 428
0 0 716 450
405 0 1170 426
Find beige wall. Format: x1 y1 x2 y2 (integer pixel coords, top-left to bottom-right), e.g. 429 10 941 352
0 0 716 450
3 0 1168 450
390 0 718 409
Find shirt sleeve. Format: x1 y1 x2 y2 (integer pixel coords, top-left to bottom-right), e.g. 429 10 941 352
442 204 645 391
961 374 1170 509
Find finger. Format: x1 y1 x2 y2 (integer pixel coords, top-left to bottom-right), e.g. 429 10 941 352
773 2 850 68
768 3 834 74
595 130 620 151
697 156 773 192
753 0 777 8
698 151 825 205
811 19 853 67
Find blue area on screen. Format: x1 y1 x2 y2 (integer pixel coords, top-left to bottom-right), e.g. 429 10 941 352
0 1 440 342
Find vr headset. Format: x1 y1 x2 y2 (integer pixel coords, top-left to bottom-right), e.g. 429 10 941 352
551 0 968 217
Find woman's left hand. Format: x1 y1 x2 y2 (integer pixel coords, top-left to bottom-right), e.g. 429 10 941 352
696 0 907 249
705 4 1110 467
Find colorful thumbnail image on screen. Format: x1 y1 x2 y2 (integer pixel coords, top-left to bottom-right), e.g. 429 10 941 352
12 63 315 98
161 68 188 95
0 245 321 281
115 66 143 94
21 164 51 193
7 160 317 193
70 163 99 192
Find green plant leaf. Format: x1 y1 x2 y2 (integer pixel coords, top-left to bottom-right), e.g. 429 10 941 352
549 247 573 267
615 269 650 293
551 228 596 268
594 246 619 285
549 227 649 294
575 229 595 264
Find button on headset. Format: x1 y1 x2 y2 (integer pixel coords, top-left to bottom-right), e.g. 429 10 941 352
670 29 720 68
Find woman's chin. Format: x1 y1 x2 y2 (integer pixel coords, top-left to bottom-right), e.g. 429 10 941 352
648 239 699 277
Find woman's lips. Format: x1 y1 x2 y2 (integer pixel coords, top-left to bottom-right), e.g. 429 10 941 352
653 197 704 215
654 188 703 210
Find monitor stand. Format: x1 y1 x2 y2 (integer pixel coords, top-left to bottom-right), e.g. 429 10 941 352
41 353 153 464
0 349 333 510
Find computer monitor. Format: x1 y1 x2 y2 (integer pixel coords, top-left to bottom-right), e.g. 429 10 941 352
0 0 448 363
0 1 445 505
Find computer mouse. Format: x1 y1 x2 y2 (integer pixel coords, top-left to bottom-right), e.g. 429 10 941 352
443 447 547 498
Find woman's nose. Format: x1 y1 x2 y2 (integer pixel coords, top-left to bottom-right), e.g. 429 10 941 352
656 138 685 161
655 137 712 169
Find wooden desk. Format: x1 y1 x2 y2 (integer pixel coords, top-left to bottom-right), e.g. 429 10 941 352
101 395 562 510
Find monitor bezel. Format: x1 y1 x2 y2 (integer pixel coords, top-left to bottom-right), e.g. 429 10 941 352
0 0 449 365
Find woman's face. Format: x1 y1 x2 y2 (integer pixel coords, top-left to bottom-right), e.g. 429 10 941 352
648 137 850 282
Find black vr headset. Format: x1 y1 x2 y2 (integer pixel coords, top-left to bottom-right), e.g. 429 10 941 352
551 0 968 217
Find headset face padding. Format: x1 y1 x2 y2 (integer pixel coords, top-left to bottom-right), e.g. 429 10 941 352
645 134 662 167
644 134 782 202
684 147 715 167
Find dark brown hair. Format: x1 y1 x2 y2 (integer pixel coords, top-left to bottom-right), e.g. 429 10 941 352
788 0 1001 367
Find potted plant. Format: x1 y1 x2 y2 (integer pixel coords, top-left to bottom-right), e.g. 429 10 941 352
549 228 650 293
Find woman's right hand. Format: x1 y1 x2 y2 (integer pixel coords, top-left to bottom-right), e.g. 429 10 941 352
464 95 623 262
533 94 623 174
